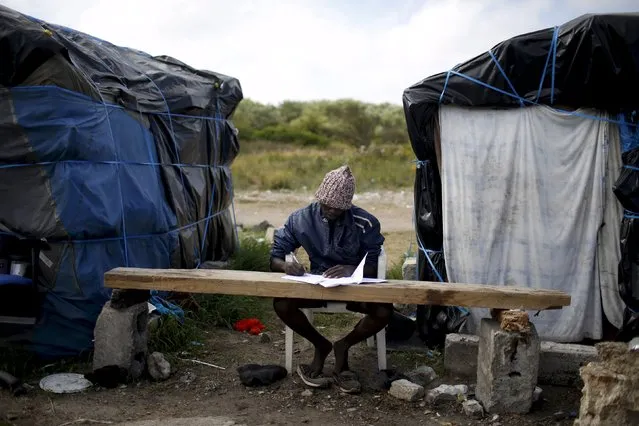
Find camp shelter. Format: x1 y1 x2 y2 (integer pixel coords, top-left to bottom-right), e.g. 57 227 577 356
0 5 243 358
403 13 639 342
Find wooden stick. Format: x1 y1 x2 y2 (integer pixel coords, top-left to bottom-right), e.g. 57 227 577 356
179 358 225 370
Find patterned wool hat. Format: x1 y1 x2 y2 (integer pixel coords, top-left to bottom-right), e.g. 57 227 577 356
315 165 356 210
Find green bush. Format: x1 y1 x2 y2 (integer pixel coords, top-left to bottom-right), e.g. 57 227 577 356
253 124 328 147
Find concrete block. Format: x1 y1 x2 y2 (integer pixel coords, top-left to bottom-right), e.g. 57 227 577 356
444 333 480 377
402 257 417 281
539 341 597 386
444 333 597 387
93 301 148 380
476 319 540 414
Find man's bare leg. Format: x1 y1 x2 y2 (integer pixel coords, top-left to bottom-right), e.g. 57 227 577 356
273 298 332 376
333 303 393 373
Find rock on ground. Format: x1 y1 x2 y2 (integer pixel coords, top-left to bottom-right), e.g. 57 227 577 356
574 342 639 426
463 399 485 419
147 352 171 381
406 365 437 387
425 384 469 405
389 379 425 402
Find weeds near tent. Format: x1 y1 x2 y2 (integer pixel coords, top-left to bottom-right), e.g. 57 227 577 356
0 346 92 381
148 234 273 354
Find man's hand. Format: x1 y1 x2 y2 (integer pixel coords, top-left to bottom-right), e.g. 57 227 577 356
323 265 356 278
284 261 306 276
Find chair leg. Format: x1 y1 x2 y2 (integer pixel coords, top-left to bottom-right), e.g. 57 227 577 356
377 328 387 371
285 325 293 375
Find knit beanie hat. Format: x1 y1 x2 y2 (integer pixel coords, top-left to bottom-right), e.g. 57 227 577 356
315 165 356 210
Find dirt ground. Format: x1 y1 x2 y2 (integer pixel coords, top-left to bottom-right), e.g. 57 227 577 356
0 191 584 426
1 323 582 426
234 190 415 233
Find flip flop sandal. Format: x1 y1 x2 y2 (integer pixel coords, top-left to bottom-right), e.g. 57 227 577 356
296 364 331 388
333 370 361 394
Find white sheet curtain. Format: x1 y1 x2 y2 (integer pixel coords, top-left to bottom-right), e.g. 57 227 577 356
439 105 625 342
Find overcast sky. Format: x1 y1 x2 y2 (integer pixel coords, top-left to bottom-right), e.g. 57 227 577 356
3 0 637 105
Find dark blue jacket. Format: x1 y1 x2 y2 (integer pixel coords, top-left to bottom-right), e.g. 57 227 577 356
271 201 384 275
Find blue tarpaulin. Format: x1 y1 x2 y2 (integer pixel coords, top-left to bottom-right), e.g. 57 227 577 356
0 5 243 358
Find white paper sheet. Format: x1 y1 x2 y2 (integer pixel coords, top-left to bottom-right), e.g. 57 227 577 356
282 253 386 287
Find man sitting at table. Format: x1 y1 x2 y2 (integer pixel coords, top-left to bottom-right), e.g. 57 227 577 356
270 165 392 394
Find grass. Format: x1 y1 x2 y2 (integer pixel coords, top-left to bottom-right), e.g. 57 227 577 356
232 141 415 191
148 234 273 354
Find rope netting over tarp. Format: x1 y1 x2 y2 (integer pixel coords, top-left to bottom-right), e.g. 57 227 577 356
0 5 243 357
403 13 639 341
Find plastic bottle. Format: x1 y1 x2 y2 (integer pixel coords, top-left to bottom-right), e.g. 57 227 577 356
377 245 387 280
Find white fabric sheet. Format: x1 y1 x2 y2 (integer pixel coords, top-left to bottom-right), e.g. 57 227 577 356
439 105 626 342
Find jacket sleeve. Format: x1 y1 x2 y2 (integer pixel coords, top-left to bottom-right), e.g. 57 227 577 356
271 216 301 260
359 216 385 268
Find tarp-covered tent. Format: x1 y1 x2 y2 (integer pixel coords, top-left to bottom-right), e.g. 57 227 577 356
403 13 639 342
0 5 242 357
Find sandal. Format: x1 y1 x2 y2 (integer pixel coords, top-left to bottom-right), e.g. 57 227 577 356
333 370 361 394
296 364 331 388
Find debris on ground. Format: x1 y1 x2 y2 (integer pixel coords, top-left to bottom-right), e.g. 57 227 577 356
233 318 266 335
147 352 171 381
236 364 287 387
388 379 425 402
462 399 485 419
259 332 272 343
425 384 469 405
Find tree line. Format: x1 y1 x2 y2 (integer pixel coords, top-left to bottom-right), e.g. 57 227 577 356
231 99 408 147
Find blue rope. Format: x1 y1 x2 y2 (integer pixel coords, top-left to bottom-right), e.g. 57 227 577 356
195 97 223 269
0 206 231 244
439 71 452 104
61 66 130 266
440 70 637 126
12 86 227 122
0 160 229 170
535 27 558 103
415 233 445 283
488 49 524 107
624 210 639 220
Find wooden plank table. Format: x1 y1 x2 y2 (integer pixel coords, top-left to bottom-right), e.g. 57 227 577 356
105 268 571 310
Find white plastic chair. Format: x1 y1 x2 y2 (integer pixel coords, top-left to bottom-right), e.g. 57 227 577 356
283 256 387 374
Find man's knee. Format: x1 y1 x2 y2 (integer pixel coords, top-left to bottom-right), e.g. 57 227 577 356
273 297 295 316
372 303 393 323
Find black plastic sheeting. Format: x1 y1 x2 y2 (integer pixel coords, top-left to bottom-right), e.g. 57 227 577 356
403 13 639 340
0 5 243 357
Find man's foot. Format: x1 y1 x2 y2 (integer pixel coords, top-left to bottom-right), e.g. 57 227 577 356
333 370 361 394
296 364 331 388
309 339 333 376
333 339 350 373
